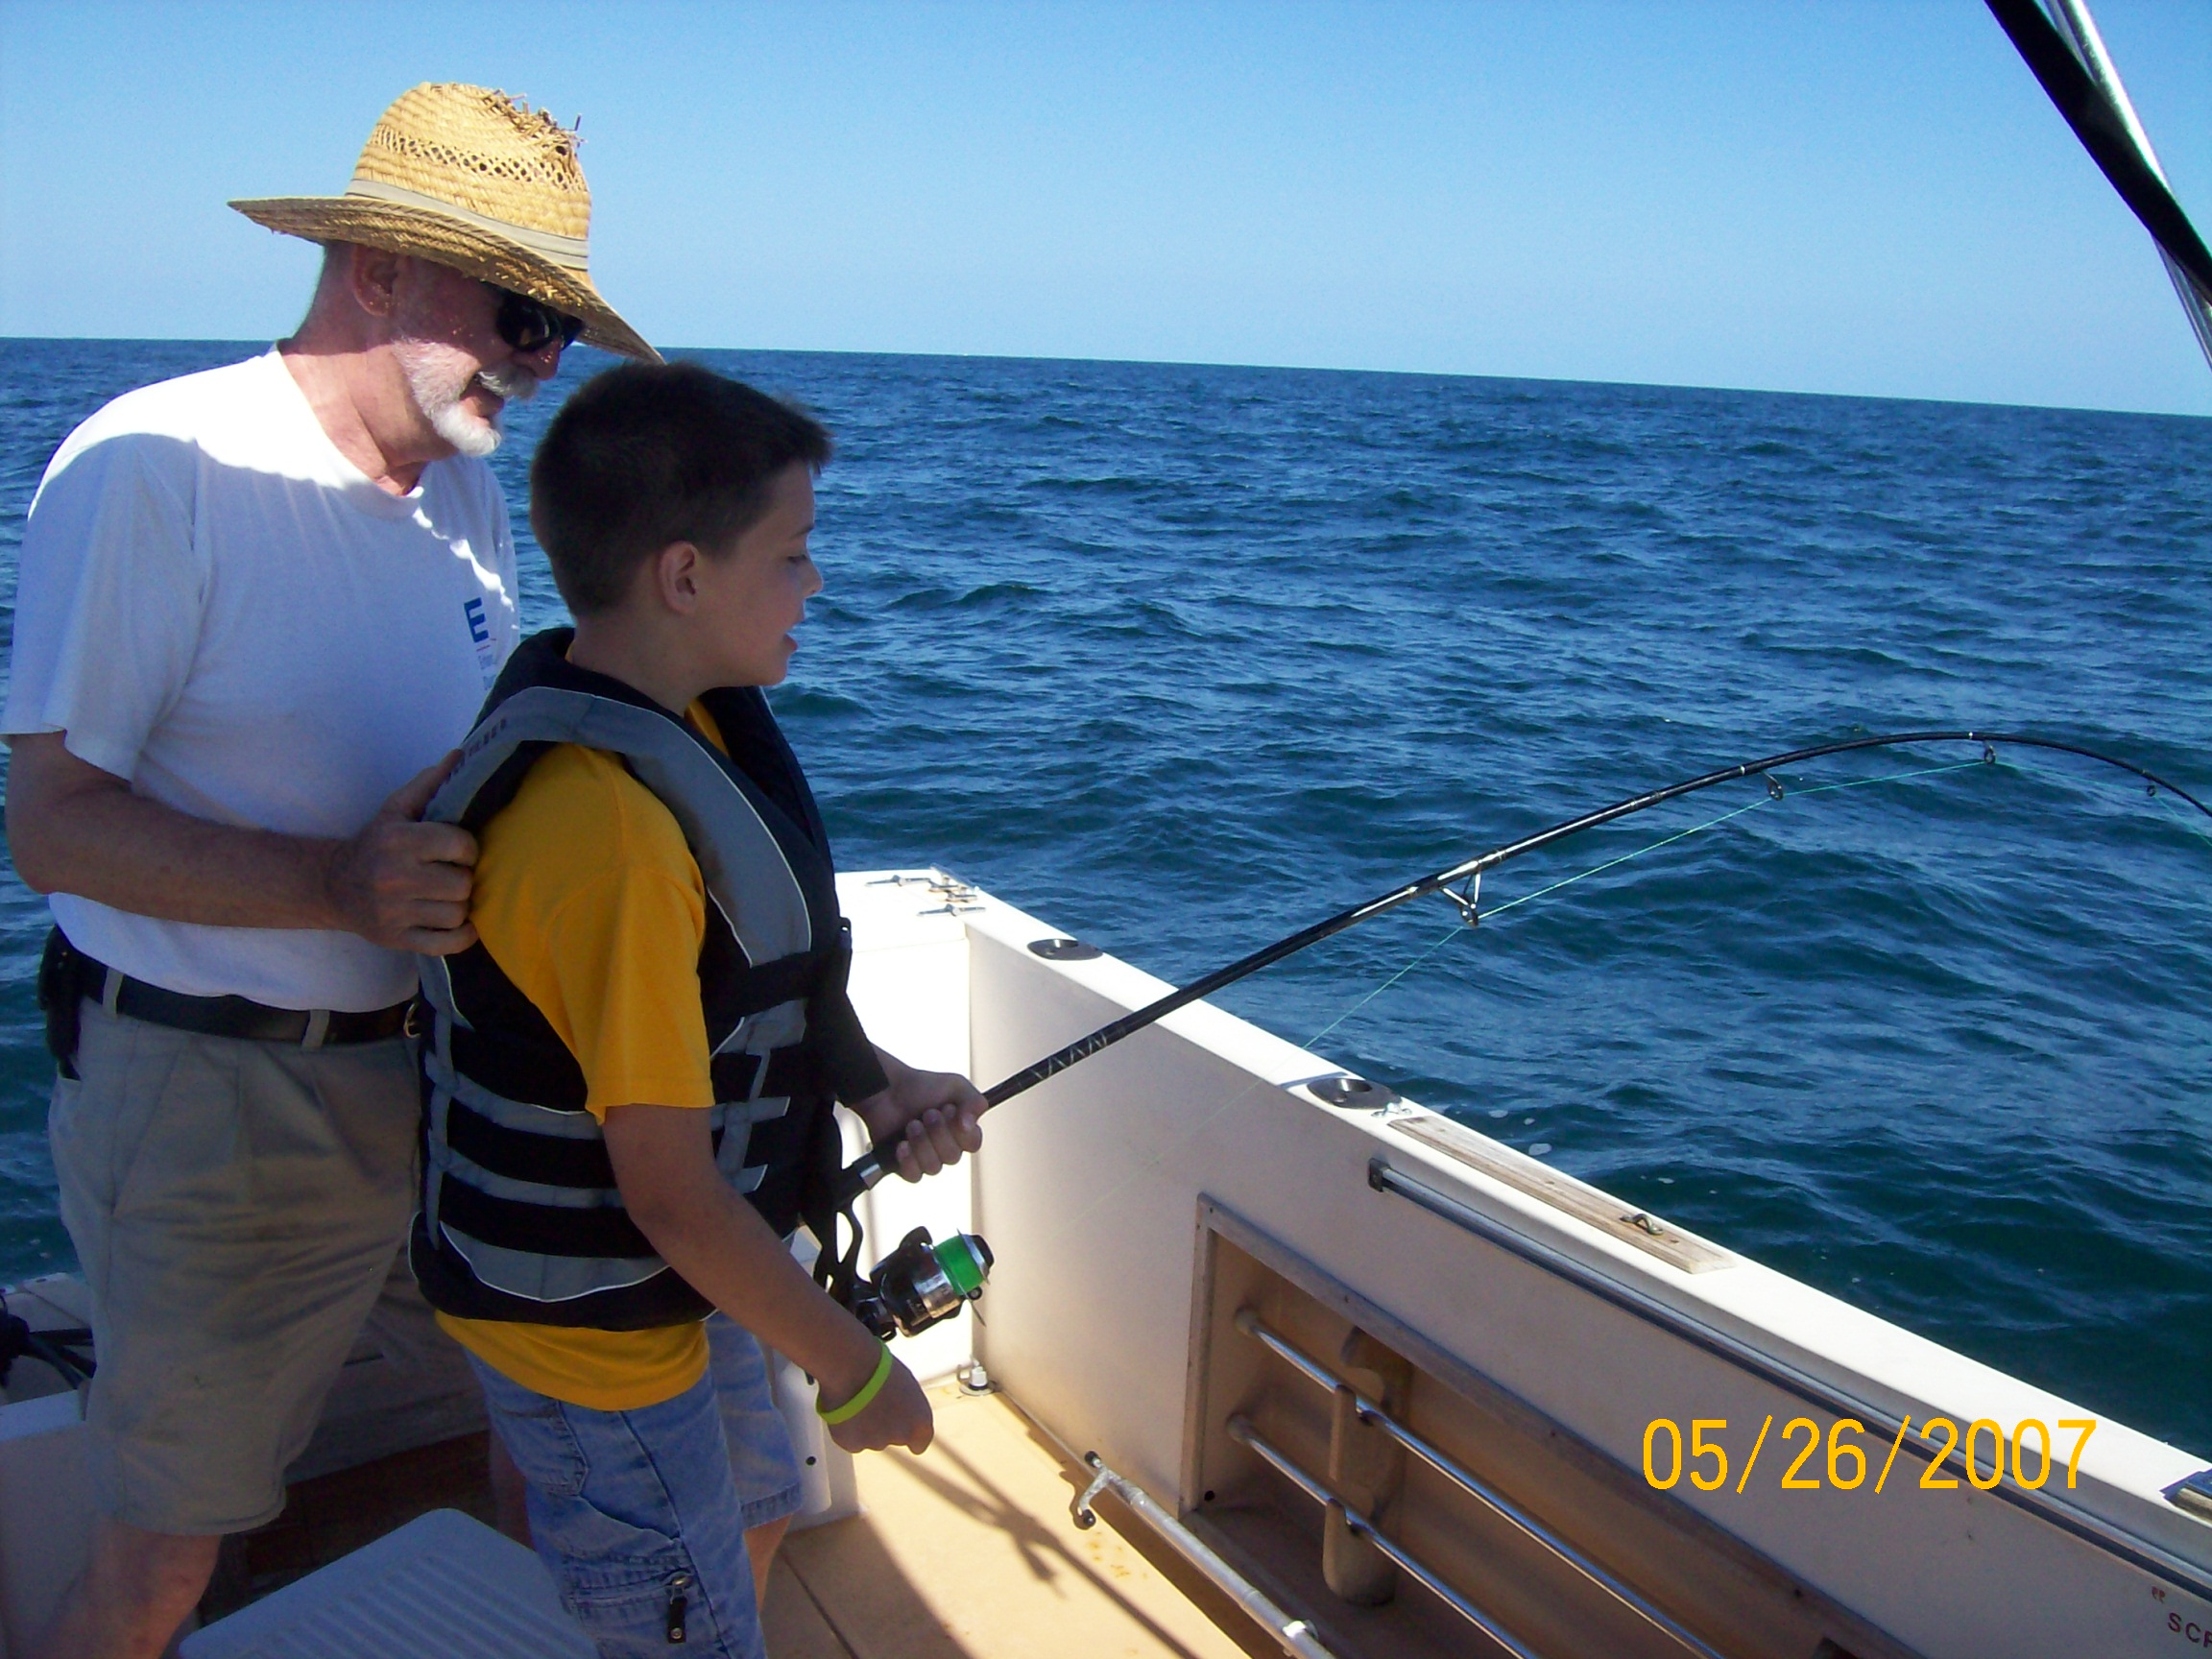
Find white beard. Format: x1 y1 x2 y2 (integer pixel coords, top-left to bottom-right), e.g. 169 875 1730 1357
395 341 540 458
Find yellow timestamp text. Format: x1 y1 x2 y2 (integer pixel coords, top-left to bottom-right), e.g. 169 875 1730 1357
1641 1415 2097 1495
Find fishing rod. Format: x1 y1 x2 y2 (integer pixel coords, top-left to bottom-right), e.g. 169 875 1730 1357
836 730 2206 1213
822 730 2205 1336
835 2 2212 1340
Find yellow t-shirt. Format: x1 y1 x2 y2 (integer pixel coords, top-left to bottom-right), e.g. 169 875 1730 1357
435 703 730 1410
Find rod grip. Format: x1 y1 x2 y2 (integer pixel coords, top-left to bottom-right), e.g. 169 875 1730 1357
830 1140 898 1209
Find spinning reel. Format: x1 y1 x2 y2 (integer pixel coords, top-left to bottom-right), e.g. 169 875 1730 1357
839 1225 994 1343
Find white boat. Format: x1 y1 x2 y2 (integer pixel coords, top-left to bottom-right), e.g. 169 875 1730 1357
5 5 2208 1654
4 866 2210 1657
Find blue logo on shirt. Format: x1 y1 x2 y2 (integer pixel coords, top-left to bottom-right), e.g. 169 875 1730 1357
464 596 491 645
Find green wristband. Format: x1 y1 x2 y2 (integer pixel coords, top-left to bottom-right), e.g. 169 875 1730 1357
818 1342 894 1426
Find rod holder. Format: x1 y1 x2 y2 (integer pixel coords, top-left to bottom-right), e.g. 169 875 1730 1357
1235 1308 1730 1659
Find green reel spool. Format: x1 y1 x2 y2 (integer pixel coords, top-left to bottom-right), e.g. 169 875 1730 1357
863 1227 996 1338
933 1232 990 1299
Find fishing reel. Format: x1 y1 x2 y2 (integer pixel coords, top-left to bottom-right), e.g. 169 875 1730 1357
845 1226 994 1342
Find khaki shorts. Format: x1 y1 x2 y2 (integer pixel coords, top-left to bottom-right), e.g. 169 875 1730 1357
49 999 421 1534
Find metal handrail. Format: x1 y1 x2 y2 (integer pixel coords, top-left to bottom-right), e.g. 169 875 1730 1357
1068 1450 1341 1659
1236 1310 1728 1659
1367 1156 2212 1604
1228 1414 1547 1659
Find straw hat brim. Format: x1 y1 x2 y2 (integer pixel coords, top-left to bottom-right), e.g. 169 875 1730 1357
229 195 661 364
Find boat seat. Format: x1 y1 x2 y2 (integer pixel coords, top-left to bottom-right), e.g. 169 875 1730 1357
179 1507 592 1659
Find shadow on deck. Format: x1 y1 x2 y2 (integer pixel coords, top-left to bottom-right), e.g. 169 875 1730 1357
204 1382 1263 1659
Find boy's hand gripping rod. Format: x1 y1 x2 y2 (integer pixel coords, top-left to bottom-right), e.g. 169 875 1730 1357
831 730 2209 1208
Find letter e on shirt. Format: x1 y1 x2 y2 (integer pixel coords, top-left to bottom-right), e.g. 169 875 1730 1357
2 349 520 1009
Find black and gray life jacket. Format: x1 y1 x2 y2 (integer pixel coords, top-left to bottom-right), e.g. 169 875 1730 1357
408 628 887 1331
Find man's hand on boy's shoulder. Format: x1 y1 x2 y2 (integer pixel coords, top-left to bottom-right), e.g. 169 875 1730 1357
853 1049 986 1183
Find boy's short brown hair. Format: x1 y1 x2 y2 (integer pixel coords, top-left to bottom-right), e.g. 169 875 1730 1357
530 363 832 616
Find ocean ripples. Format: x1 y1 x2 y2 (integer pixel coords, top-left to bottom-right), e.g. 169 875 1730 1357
3 340 2209 1450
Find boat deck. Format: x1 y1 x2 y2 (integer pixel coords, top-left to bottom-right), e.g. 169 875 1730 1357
770 1381 1261 1659
203 1379 1262 1658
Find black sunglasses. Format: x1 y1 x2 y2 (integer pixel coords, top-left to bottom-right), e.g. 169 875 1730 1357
491 285 586 353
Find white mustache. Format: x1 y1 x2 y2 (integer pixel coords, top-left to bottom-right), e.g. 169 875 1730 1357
474 362 542 404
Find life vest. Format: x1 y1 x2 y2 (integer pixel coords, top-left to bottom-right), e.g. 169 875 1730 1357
407 628 886 1331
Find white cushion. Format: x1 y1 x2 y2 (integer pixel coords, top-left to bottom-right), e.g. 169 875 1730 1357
180 1508 593 1659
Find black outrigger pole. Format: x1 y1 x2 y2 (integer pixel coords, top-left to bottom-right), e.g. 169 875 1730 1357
1984 0 2212 365
834 730 2210 1206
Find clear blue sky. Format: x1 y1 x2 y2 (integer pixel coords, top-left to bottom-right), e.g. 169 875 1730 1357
3 1 2208 415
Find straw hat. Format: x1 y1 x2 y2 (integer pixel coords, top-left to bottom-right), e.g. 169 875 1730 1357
230 83 659 363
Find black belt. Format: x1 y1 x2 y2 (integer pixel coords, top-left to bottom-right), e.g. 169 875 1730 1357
93 971 412 1046
45 929 410 1050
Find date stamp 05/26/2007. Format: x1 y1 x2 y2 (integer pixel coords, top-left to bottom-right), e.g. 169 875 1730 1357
1640 1414 2098 1497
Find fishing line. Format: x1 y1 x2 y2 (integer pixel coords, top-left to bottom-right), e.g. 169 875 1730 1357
834 731 2210 1212
1301 756 1993 1055
1301 918 1468 1053
825 734 2206 1336
965 757 2010 1262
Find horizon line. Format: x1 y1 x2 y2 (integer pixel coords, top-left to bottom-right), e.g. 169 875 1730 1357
2 334 2206 425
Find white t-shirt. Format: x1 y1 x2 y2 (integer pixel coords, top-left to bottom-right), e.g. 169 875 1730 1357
3 349 519 1010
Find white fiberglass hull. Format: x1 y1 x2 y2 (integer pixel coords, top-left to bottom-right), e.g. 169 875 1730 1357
838 869 2212 1658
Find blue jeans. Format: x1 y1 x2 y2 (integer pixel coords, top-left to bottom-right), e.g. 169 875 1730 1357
469 1316 805 1658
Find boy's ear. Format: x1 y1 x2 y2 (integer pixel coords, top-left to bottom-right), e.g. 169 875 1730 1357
649 541 705 613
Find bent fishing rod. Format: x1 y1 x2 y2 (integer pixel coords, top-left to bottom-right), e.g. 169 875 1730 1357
834 729 2209 1208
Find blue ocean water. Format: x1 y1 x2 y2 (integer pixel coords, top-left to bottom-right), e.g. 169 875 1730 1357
2 339 2207 1453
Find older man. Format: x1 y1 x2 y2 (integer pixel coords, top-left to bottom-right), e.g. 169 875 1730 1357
3 84 654 1656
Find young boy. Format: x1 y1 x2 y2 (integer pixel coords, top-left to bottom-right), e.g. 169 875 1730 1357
409 363 984 1656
